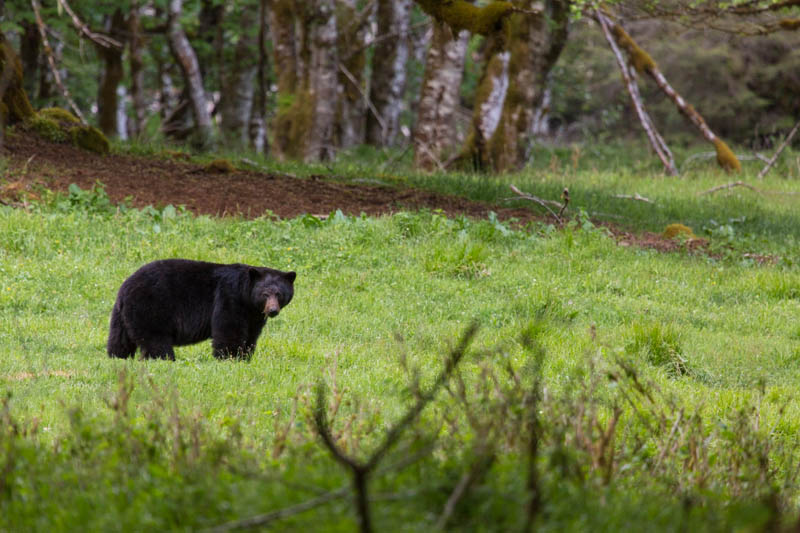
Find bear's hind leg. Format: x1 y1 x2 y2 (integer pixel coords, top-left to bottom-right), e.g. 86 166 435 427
140 338 176 361
108 305 136 358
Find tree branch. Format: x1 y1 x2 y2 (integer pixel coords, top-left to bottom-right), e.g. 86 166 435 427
31 0 88 125
595 10 677 176
757 118 800 179
313 323 479 533
56 0 123 49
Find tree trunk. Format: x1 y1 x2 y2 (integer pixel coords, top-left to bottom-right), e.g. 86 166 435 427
20 21 40 100
269 0 299 158
128 1 147 138
366 0 411 146
305 0 339 161
0 30 35 125
219 10 257 148
336 0 369 149
249 0 270 154
413 22 469 171
97 8 127 137
166 0 214 148
462 0 570 172
198 0 224 83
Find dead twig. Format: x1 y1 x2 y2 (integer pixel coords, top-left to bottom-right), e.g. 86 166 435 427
757 118 800 179
203 485 350 532
613 193 653 204
435 452 495 530
339 62 388 142
509 184 564 223
698 180 762 196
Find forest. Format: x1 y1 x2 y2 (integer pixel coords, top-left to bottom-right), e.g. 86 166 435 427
1 0 800 531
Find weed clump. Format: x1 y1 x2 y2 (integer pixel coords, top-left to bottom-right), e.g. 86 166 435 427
627 321 690 377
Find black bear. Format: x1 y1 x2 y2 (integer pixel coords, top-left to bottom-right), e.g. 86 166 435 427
107 259 296 361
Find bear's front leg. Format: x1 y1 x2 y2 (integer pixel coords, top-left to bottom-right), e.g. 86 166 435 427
211 319 253 360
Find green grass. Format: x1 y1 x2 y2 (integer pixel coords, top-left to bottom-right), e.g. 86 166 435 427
114 137 800 260
2 159 800 530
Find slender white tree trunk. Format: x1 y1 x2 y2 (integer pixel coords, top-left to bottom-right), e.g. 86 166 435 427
166 0 214 148
367 0 411 146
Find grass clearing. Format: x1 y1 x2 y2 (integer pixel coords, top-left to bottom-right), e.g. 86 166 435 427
2 159 800 529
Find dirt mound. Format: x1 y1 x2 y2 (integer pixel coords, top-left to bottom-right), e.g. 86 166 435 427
2 131 538 222
2 131 701 255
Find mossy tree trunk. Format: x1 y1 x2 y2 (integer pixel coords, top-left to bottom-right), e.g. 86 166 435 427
305 0 339 162
269 0 300 158
166 0 214 149
336 0 369 149
461 0 570 172
20 21 40 100
272 0 339 162
413 22 469 170
366 0 412 147
0 31 36 125
128 1 147 138
249 0 270 154
219 10 258 148
97 9 127 137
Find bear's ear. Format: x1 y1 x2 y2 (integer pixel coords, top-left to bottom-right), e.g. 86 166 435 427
248 267 262 283
284 271 296 284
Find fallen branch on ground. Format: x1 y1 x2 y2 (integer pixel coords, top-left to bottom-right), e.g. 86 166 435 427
509 184 565 223
613 193 653 203
698 181 762 196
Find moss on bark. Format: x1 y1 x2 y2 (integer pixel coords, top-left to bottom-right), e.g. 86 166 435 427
611 24 656 74
713 138 741 173
416 1 515 39
0 35 35 124
779 18 800 30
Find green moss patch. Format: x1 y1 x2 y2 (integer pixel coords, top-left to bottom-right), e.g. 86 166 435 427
71 126 111 154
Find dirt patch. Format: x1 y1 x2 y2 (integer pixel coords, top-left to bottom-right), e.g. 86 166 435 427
2 131 702 255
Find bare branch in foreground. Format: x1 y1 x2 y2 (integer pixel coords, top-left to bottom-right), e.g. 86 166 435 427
314 323 479 533
203 485 350 533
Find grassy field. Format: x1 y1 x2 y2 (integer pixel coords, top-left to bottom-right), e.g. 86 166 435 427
1 154 800 531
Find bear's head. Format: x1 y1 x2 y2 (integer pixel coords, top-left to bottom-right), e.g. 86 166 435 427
249 268 296 318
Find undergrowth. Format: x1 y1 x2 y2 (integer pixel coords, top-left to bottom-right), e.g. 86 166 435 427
1 177 799 530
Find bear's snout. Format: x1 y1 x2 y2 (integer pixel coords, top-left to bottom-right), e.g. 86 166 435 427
264 294 281 317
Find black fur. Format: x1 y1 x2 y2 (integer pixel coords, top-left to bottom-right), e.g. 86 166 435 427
107 259 296 361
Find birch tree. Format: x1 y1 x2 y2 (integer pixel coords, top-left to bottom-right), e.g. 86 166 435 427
366 0 412 147
166 0 214 148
